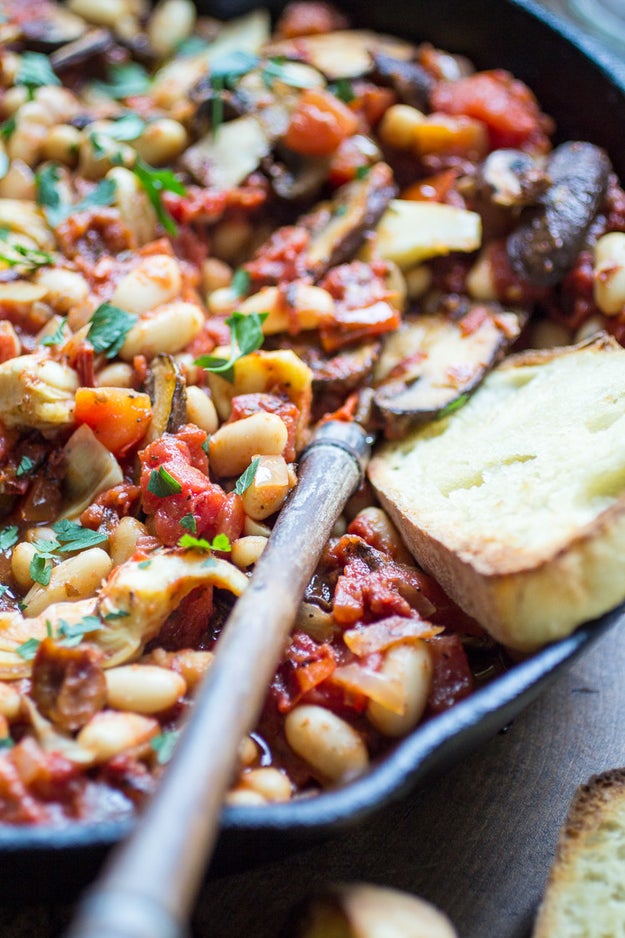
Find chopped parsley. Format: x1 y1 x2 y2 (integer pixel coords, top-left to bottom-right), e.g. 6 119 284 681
16 52 61 100
0 526 18 552
0 738 14 751
90 113 146 156
16 455 35 478
176 35 211 57
51 519 108 552
230 267 250 298
438 393 470 419
180 513 197 534
87 302 137 359
57 616 102 648
0 115 16 141
36 165 116 227
208 50 260 136
92 62 152 100
131 159 186 237
0 243 54 271
178 533 231 552
40 317 68 347
332 78 356 103
355 164 371 180
29 552 52 587
104 609 130 621
151 730 180 765
201 436 210 455
147 466 182 497
195 311 268 382
234 457 260 495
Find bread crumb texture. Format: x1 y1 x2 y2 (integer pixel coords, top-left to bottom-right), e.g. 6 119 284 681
369 337 625 649
533 769 625 937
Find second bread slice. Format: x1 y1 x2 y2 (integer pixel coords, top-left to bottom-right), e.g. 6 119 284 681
368 335 625 651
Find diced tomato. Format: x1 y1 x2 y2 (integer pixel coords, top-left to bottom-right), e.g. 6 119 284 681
319 260 401 351
276 1 348 38
352 84 397 128
139 432 227 547
284 88 359 158
74 387 152 457
401 168 460 203
426 634 474 714
430 69 554 151
164 181 268 226
245 225 311 286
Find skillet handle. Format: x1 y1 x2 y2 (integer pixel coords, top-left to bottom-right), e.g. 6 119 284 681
65 420 371 938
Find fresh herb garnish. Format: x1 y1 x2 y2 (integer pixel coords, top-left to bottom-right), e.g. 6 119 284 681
355 164 371 180
0 585 8 599
0 243 54 271
0 738 14 750
51 519 108 552
234 457 261 495
439 393 470 419
0 526 18 552
36 164 116 226
40 317 67 347
176 35 211 57
16 456 35 478
16 52 60 99
201 436 210 455
148 466 182 497
131 158 186 236
90 113 146 155
208 50 259 136
0 115 16 141
92 62 151 99
180 513 197 534
151 730 180 765
262 57 318 90
230 267 250 298
195 311 267 382
332 78 356 103
104 609 130 621
30 552 52 587
17 637 41 660
178 532 231 552
56 615 102 648
87 302 137 359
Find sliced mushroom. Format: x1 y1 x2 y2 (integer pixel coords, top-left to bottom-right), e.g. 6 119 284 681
50 28 114 72
181 114 272 189
144 354 187 443
507 141 612 287
478 149 549 208
266 149 330 203
263 30 415 80
369 52 434 111
18 3 87 50
302 162 397 279
373 306 523 438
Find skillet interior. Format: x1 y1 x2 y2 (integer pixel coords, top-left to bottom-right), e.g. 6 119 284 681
1 0 624 902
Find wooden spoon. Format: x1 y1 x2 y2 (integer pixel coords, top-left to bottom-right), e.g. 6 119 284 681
65 419 371 938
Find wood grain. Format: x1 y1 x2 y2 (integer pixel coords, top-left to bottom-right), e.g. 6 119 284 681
1 618 623 937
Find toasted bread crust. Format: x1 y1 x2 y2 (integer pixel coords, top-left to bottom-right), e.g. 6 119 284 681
369 336 625 651
533 769 625 937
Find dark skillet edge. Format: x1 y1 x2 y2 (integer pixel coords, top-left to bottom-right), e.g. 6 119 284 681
2 0 625 888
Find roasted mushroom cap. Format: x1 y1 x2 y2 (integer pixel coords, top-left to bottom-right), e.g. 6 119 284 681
50 28 114 72
373 306 523 438
479 149 549 208
144 354 187 443
369 51 434 111
283 883 457 938
507 141 612 287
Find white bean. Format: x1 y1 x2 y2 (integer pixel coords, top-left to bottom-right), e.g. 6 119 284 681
239 767 292 802
285 705 369 785
467 248 498 301
10 542 37 591
201 258 233 295
238 735 259 767
119 301 204 361
77 710 159 763
105 665 187 714
41 125 82 166
133 118 188 166
108 166 158 247
108 516 147 566
111 255 182 315
594 232 625 316
209 413 288 477
226 788 266 807
379 104 426 150
367 642 433 738
0 682 21 720
240 454 290 520
243 516 271 538
148 0 196 57
22 548 112 618
67 0 132 27
96 362 135 389
185 385 219 435
231 536 267 569
0 159 36 200
237 284 334 335
34 267 89 314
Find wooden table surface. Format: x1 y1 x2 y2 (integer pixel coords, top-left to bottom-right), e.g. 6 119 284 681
0 614 623 938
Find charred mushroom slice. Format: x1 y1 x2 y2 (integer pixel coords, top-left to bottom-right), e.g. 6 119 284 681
181 114 272 189
479 149 549 208
50 28 114 72
303 162 397 279
144 354 187 443
369 52 434 111
507 141 612 287
373 307 523 438
264 30 415 81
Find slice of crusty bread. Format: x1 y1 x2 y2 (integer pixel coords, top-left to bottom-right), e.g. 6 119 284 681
368 334 625 651
533 769 625 937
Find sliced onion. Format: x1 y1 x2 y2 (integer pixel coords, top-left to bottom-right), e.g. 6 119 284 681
344 615 441 657
62 423 123 518
331 663 405 714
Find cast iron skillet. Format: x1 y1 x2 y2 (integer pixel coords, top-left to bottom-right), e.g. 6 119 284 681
2 0 625 903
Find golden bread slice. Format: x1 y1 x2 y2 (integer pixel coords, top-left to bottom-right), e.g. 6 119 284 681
368 335 625 651
533 769 625 937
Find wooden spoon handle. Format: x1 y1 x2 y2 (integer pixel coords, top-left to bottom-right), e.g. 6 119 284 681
66 420 371 938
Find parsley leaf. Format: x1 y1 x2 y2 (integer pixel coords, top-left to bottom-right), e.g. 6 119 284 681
0 527 18 552
57 615 102 648
148 466 182 497
40 317 67 347
30 553 52 587
234 457 260 495
92 62 151 99
90 114 146 154
0 243 54 271
195 311 267 382
72 178 117 217
16 455 35 478
211 50 259 83
178 533 231 552
16 637 40 660
230 267 250 298
180 513 197 534
176 35 211 57
132 158 186 237
331 78 356 103
0 738 14 751
355 165 371 180
0 115 16 141
51 520 108 552
16 52 61 99
438 393 470 419
87 302 137 359
36 166 116 227
151 730 180 765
